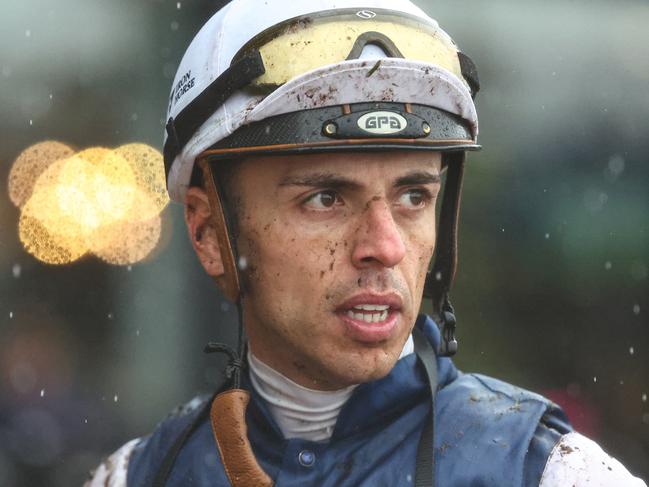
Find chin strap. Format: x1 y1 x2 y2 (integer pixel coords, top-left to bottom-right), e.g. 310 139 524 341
204 301 247 389
424 152 465 357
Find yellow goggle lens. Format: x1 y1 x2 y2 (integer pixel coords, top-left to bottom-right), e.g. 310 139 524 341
236 13 463 88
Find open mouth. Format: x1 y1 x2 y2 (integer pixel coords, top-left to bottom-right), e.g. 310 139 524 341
345 304 390 323
336 294 403 342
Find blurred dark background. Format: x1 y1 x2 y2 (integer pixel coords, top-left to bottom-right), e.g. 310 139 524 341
1 0 647 485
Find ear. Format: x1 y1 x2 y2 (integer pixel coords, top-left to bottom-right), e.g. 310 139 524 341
184 187 225 277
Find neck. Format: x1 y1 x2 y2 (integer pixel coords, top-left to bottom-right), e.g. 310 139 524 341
247 335 414 442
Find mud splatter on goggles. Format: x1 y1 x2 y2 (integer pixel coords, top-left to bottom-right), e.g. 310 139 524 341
232 8 478 94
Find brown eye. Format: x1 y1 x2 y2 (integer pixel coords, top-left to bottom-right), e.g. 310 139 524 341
398 189 430 208
304 190 341 210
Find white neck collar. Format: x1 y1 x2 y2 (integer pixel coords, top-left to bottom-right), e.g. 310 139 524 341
247 334 414 442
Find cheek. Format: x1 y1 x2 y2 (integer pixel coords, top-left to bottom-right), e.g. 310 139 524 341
238 219 330 301
405 228 437 283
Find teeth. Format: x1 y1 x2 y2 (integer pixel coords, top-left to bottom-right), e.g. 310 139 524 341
352 304 390 311
346 309 389 323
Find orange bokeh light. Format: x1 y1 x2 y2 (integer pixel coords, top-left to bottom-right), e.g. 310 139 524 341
11 141 170 266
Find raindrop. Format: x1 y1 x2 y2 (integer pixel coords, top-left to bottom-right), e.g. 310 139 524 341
130 113 138 122
171 21 179 31
127 265 133 272
593 376 597 383
136 329 140 337
9 311 13 319
544 233 550 240
107 313 114 320
29 120 33 126
176 1 181 9
619 380 624 385
604 261 612 270
629 347 634 355
114 394 119 403
633 304 640 316
40 389 45 397
49 94 53 100
607 155 625 178
12 264 22 278
406 474 413 483
84 418 88 424
203 452 218 467
643 393 647 403
237 256 248 271
583 189 608 213
25 29 31 37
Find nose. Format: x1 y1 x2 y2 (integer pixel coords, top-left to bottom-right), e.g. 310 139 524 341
351 198 406 269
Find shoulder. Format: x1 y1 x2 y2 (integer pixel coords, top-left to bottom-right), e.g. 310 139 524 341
85 438 140 487
436 372 572 485
540 432 647 487
85 394 212 487
443 372 570 420
134 394 212 454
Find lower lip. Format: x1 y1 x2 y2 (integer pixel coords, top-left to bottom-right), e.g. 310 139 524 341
338 310 400 343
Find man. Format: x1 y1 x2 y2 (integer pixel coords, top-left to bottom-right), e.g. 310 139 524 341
88 0 646 485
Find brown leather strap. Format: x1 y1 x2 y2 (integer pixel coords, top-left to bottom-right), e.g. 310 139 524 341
210 389 273 487
198 158 241 302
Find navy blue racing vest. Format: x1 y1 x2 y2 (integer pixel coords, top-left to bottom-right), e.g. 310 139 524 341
127 315 572 486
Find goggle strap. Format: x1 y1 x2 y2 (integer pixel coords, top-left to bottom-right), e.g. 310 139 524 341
458 52 480 98
164 51 266 172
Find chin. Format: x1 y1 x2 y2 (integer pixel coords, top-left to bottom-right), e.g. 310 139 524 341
326 346 401 387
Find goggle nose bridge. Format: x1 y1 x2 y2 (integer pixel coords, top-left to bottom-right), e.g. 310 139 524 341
345 31 406 60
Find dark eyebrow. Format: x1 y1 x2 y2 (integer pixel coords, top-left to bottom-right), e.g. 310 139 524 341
279 170 441 190
279 172 362 191
394 171 441 187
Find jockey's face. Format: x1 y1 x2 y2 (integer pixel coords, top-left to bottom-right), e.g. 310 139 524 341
190 151 441 390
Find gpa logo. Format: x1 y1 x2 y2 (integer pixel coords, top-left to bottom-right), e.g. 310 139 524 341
357 111 408 135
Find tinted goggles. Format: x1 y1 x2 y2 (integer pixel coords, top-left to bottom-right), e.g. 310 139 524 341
232 8 477 94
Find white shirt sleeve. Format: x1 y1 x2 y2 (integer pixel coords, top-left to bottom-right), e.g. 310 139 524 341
540 432 647 487
84 438 140 487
